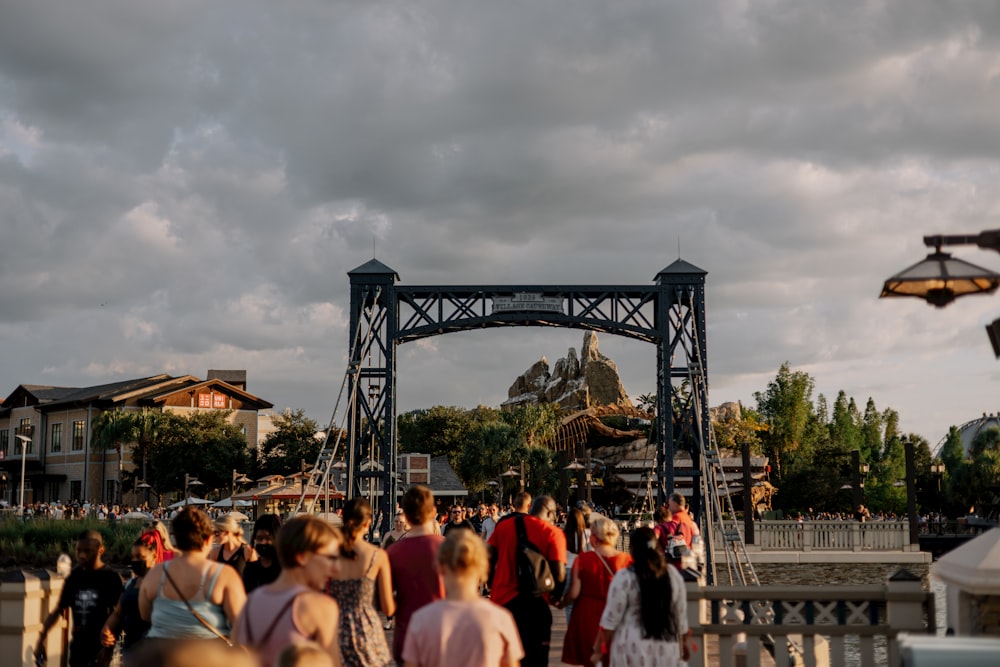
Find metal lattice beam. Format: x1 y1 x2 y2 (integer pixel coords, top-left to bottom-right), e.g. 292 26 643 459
346 258 708 536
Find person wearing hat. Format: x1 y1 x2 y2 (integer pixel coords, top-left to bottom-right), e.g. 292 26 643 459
211 513 258 579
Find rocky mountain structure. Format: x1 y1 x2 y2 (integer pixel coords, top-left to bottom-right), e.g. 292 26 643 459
504 332 633 411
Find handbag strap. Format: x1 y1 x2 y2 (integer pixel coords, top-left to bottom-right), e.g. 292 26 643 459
594 550 616 577
244 591 299 648
514 513 528 547
162 563 232 645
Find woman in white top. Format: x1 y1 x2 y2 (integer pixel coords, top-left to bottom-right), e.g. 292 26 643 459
594 526 689 667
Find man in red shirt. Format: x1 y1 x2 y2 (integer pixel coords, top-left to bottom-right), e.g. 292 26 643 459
488 494 566 667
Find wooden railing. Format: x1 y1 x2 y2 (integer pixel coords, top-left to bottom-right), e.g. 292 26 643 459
735 520 917 552
684 571 933 667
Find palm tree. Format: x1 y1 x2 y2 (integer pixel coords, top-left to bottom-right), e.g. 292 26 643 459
91 409 137 505
132 408 166 504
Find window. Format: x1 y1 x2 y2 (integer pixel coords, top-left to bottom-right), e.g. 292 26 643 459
48 481 60 502
70 480 82 502
106 480 116 503
18 418 33 454
0 430 7 459
72 420 85 451
50 423 63 453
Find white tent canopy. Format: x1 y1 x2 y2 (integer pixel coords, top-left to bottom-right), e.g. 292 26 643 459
212 497 253 508
168 497 215 509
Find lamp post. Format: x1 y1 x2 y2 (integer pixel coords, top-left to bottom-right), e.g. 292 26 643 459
881 228 1000 353
231 469 251 502
930 462 946 533
501 465 524 498
564 458 585 504
14 424 34 519
184 474 202 506
136 479 158 508
851 450 869 512
880 229 1000 307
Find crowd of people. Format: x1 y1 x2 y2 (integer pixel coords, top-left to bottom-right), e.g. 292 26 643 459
32 486 696 667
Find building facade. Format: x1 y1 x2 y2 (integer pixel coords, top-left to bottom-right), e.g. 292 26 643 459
0 370 273 506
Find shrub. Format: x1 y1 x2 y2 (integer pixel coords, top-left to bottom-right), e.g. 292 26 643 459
0 518 144 569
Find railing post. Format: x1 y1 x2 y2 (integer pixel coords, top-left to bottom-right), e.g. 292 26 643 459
852 521 863 551
0 569 67 667
886 569 928 665
682 568 706 667
803 521 813 551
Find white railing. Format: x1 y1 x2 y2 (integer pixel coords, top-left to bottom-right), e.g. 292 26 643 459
733 520 914 552
685 573 933 667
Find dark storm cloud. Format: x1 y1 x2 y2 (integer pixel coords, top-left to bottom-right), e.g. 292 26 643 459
2 0 1000 442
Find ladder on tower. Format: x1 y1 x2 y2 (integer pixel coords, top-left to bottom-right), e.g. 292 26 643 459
291 287 383 516
678 291 759 588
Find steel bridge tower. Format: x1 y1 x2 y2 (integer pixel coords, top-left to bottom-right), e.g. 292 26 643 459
342 257 709 536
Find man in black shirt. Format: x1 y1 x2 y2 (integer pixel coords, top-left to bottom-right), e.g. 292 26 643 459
442 505 476 535
35 530 124 667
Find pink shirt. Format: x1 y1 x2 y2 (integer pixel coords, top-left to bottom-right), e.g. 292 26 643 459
402 599 524 667
234 585 311 667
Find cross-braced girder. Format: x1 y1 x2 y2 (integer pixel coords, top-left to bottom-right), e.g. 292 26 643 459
344 258 708 539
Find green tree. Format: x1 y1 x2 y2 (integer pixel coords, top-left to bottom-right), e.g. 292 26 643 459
712 406 765 454
255 409 322 478
636 393 656 414
147 411 251 500
969 427 1000 459
91 410 138 504
754 363 815 481
126 408 167 498
500 404 561 448
829 391 862 455
860 398 882 463
939 426 965 474
397 406 476 461
456 421 523 493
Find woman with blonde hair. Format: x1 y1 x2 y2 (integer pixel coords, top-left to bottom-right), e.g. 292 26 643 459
234 515 343 667
211 513 258 578
561 517 632 667
402 529 523 667
139 507 246 641
327 497 394 667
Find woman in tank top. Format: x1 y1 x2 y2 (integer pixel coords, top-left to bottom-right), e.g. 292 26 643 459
211 513 258 578
328 498 395 667
234 515 344 667
139 507 246 640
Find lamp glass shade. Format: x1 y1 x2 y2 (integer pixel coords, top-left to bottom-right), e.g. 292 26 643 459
880 250 1000 307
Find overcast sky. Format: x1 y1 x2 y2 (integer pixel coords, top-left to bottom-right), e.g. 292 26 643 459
3 1 1000 449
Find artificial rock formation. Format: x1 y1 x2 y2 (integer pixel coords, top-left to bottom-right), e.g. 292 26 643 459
504 332 632 411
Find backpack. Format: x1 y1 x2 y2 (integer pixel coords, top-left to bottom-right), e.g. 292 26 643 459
514 514 555 597
655 520 688 560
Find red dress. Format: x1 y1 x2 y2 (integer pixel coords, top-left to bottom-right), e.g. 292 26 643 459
562 550 633 667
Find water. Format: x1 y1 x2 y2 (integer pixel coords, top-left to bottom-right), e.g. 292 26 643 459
751 561 939 665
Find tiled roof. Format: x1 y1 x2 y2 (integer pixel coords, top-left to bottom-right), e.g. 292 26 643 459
429 455 467 494
36 375 175 408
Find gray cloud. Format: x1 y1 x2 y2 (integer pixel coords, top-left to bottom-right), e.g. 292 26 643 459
3 1 1000 445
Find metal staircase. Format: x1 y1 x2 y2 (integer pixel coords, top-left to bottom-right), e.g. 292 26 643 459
678 291 759 587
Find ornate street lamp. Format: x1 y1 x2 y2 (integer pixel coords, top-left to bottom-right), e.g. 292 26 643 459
880 230 1000 308
930 462 946 533
184 474 203 505
231 469 251 501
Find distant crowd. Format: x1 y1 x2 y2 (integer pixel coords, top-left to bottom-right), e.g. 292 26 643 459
33 487 701 667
